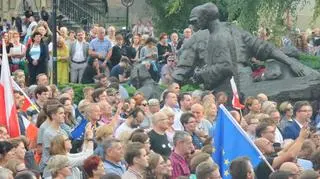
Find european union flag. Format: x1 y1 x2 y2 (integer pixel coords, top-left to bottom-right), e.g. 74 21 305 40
213 105 263 178
70 116 88 140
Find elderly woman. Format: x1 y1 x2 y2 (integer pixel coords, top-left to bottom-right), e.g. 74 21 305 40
161 106 176 145
47 155 72 179
83 155 105 179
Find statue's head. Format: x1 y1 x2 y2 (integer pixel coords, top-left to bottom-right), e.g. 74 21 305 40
190 3 219 30
189 6 202 32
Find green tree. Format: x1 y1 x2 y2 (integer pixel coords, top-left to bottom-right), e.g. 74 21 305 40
146 0 228 35
147 0 318 34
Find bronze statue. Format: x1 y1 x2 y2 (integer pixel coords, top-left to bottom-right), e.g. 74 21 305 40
173 2 320 101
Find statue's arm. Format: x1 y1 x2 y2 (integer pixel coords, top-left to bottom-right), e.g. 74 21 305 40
242 31 305 76
172 45 197 84
194 59 233 87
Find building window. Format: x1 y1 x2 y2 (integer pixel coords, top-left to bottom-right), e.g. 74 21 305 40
9 0 16 9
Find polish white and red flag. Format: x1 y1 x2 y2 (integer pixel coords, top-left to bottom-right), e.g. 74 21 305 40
0 40 20 137
230 76 245 110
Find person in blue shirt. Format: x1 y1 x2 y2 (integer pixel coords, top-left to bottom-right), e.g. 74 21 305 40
101 138 126 176
88 27 112 71
110 56 130 83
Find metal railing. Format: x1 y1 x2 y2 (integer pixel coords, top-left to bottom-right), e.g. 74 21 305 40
59 0 94 27
59 0 126 28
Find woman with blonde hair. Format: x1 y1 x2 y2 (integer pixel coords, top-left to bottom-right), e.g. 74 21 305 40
57 36 70 84
107 26 116 46
203 100 217 126
43 124 94 178
161 106 175 145
94 124 114 158
47 155 72 179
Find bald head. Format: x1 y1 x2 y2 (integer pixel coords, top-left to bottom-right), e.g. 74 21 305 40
191 103 204 121
279 162 300 176
152 111 168 125
97 27 106 39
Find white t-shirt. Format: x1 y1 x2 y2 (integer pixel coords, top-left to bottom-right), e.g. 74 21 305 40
114 122 135 139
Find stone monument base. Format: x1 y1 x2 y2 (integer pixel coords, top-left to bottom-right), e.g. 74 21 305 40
237 60 320 102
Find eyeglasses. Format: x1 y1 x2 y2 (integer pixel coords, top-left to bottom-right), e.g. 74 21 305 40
142 103 148 106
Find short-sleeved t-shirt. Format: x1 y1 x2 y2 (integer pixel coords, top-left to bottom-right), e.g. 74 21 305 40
39 125 67 171
89 37 112 59
148 129 172 157
37 120 50 144
110 64 124 79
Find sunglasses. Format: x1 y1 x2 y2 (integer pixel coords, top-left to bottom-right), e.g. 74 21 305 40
142 103 148 106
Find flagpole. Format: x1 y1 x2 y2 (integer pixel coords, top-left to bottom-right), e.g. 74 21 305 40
12 79 40 113
219 104 275 172
239 109 243 119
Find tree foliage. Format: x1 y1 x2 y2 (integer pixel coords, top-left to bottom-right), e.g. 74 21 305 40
147 0 318 35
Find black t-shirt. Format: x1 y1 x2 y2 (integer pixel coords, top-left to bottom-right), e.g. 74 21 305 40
156 43 172 64
255 156 274 179
148 129 172 157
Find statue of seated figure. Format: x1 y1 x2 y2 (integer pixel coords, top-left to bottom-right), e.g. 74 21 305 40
172 2 320 101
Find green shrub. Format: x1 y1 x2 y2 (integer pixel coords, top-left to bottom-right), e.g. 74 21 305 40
298 54 320 69
181 84 201 93
122 84 136 97
58 83 138 104
58 83 94 104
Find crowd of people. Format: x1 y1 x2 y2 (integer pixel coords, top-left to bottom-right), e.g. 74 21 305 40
1 9 320 179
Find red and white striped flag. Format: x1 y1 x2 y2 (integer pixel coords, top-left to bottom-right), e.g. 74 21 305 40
12 80 39 113
0 40 20 137
230 76 245 110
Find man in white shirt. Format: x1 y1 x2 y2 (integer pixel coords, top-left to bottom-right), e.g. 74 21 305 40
115 108 145 139
69 31 89 83
173 93 192 131
268 109 284 144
